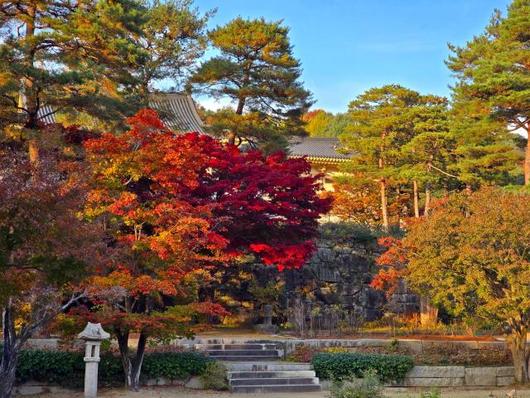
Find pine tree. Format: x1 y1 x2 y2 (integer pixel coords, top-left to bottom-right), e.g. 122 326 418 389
446 98 522 189
134 0 211 98
190 17 312 150
398 95 453 216
446 0 529 184
0 0 147 161
341 85 423 229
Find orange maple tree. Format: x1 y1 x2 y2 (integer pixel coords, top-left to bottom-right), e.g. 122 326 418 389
81 109 331 390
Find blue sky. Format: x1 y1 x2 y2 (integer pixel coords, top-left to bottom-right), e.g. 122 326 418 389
193 0 512 114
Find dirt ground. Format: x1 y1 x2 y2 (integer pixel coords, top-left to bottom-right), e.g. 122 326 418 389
27 387 530 398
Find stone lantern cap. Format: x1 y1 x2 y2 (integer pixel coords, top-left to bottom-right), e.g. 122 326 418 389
78 322 110 341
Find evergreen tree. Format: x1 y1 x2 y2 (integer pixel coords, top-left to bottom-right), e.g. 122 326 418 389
0 0 147 160
446 98 522 189
134 0 211 98
190 17 313 150
398 95 453 216
446 0 529 184
341 85 423 229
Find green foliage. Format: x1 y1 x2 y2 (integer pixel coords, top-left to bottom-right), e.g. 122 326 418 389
191 17 312 149
447 0 529 185
404 188 530 324
339 84 452 226
329 369 386 398
312 352 413 382
12 348 211 388
303 109 335 137
403 187 530 381
318 222 400 246
142 351 211 380
134 0 211 97
0 0 148 131
199 361 228 390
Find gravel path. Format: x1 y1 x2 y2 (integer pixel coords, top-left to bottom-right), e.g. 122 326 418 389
27 386 530 398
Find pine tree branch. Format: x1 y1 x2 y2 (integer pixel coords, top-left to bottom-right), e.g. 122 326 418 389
430 164 459 179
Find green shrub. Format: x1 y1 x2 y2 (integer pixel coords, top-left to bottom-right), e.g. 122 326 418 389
17 350 86 387
12 349 211 388
200 361 228 390
142 351 211 380
329 369 386 398
312 352 413 383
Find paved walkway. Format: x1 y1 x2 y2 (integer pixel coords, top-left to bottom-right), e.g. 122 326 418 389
28 387 530 398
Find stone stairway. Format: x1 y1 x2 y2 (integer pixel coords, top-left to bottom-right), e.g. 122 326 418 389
200 342 282 361
195 341 321 393
226 362 321 393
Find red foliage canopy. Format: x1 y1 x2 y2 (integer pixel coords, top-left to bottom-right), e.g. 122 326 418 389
86 109 330 271
81 109 331 333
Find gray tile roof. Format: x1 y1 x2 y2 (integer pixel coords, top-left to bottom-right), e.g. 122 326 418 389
288 137 351 161
35 93 205 133
149 93 205 133
37 105 57 125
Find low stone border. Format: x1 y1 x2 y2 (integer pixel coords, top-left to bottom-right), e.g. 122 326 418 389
282 338 511 355
318 366 515 389
16 377 204 396
401 365 514 387
16 367 513 395
171 336 520 357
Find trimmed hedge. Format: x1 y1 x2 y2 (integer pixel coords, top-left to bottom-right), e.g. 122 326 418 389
13 349 211 388
312 352 414 383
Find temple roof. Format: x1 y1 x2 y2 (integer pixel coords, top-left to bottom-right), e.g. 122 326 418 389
148 93 205 133
36 93 205 133
288 137 351 164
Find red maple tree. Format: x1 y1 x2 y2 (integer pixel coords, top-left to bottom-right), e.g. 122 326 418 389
370 236 408 297
81 109 331 390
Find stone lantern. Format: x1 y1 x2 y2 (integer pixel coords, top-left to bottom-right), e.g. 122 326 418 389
78 322 110 398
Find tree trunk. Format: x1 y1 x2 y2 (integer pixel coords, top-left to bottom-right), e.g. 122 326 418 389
506 321 528 384
28 139 39 165
0 304 19 398
424 185 431 217
380 179 389 230
524 122 530 185
236 98 245 115
117 330 148 391
226 98 247 145
22 5 40 164
378 132 389 230
226 130 237 146
419 296 438 328
413 180 420 218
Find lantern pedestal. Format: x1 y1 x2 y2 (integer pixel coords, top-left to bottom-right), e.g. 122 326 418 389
78 323 110 398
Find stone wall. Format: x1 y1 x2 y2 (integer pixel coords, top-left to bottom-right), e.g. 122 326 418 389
401 366 514 387
282 337 509 356
15 377 204 396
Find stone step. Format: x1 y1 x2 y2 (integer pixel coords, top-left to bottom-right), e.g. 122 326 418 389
228 370 316 379
197 343 281 350
230 377 319 386
212 355 280 361
231 384 322 393
226 362 312 371
207 349 280 356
